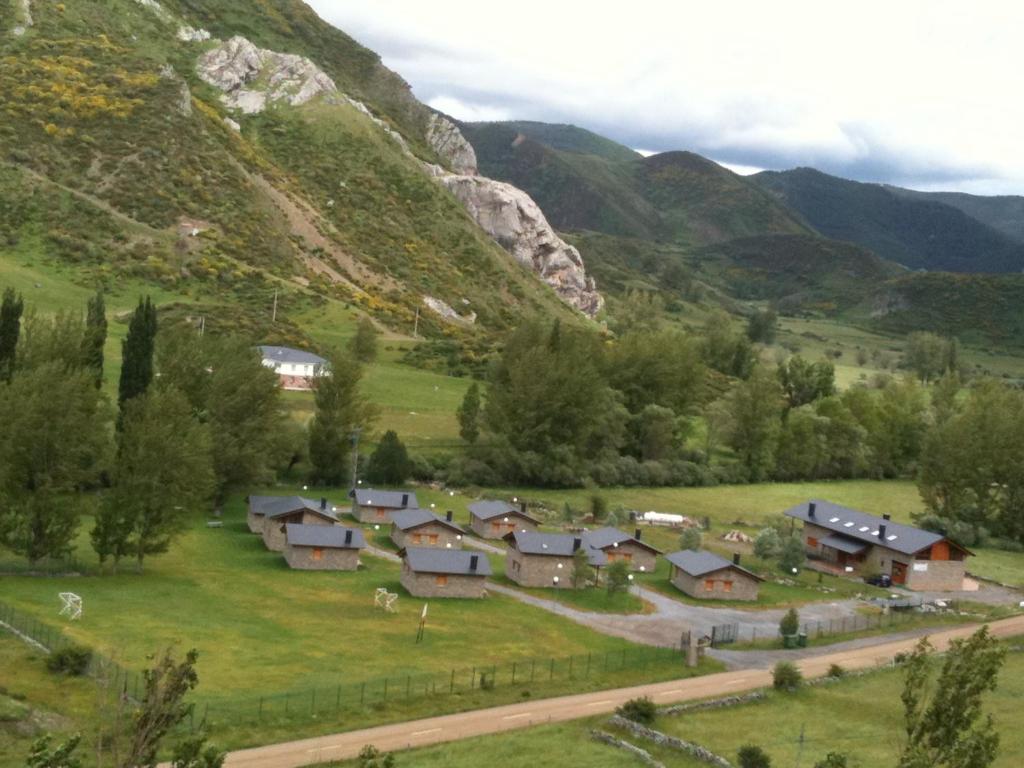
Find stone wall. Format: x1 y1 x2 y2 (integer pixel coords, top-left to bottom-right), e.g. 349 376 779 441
283 544 359 571
400 563 487 598
608 715 732 767
670 566 759 601
905 559 965 591
391 521 463 550
246 509 264 534
262 511 333 552
589 731 665 768
506 549 577 588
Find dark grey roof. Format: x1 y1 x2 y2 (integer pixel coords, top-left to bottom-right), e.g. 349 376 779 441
353 488 418 510
506 531 606 566
584 527 662 555
285 523 365 549
391 508 464 533
248 495 284 513
782 500 948 556
402 547 492 576
819 534 869 555
254 496 337 521
664 549 763 581
258 345 326 366
469 500 540 524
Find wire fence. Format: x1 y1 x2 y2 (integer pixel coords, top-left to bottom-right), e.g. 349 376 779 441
188 644 685 730
0 599 142 697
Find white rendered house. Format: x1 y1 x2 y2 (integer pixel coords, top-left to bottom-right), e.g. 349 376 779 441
258 346 327 390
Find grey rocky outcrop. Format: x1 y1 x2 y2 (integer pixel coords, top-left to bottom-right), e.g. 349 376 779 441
423 296 476 325
437 174 603 316
12 0 32 35
193 36 603 317
426 113 478 175
196 36 338 114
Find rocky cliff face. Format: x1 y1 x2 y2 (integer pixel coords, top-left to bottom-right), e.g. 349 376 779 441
437 174 603 315
426 114 478 175
196 36 338 114
194 36 602 317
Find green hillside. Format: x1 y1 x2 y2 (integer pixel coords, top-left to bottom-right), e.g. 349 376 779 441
0 0 576 347
753 167 1024 273
887 185 1024 243
461 122 808 246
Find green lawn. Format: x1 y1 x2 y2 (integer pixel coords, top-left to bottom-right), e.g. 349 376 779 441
650 651 1024 767
490 575 650 615
0 495 678 702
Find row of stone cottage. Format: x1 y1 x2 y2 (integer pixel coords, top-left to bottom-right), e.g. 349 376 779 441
245 491 768 601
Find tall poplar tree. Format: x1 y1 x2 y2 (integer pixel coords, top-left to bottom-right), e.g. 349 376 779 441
82 289 107 388
118 297 157 426
0 287 24 383
308 352 375 486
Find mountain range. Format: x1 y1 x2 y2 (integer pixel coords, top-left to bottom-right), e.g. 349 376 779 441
2 0 1023 348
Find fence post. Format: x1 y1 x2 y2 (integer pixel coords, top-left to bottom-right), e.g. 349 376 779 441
450 669 455 694
336 685 341 711
470 667 475 689
586 653 591 677
311 688 316 713
361 682 366 705
549 658 554 681
512 662 517 684
384 678 388 701
258 697 263 722
406 676 411 698
531 659 536 682
285 693 289 714
569 655 574 679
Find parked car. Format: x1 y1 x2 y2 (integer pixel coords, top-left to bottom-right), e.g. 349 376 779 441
865 573 892 588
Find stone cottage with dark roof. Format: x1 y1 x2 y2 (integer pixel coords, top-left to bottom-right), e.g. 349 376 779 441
247 494 330 534
283 523 365 571
666 549 763 601
352 488 419 524
468 500 540 539
584 527 661 573
261 499 339 552
400 547 491 598
504 531 606 589
390 508 465 550
783 500 970 591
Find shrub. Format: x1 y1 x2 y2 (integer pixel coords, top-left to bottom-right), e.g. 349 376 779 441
616 696 656 725
738 744 772 768
753 527 781 559
779 607 800 637
814 752 849 768
45 645 92 676
772 661 803 691
827 663 846 679
357 745 394 768
678 527 702 551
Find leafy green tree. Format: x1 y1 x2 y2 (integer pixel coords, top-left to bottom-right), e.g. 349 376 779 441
843 378 929 477
107 388 214 571
778 355 835 409
606 560 630 595
170 735 226 768
905 332 959 383
349 317 378 363
481 320 627 485
633 404 683 462
772 660 803 690
612 290 664 335
357 745 395 768
897 627 1005 768
724 365 783 481
590 494 609 523
91 498 135 573
562 502 575 524
0 287 23 383
82 289 107 389
701 311 756 379
117 297 157 426
571 546 591 588
746 308 778 344
778 535 806 574
309 353 376 485
753 527 781 559
779 608 800 637
678 527 702 551
457 382 482 445
606 329 705 416
366 431 411 485
0 365 109 564
17 310 87 374
737 744 772 768
615 696 657 725
25 734 82 768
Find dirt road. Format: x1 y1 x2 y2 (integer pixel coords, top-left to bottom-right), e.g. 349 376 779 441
219 615 1024 768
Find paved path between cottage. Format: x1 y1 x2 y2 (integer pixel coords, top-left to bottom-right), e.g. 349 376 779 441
463 537 505 555
363 546 400 563
213 615 1024 768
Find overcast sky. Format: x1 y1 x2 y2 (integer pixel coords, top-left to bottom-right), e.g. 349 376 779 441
307 1 1023 195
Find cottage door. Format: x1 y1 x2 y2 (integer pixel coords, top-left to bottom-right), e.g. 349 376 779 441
892 561 908 585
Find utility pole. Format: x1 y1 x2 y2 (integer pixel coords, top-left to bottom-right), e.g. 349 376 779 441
795 723 806 768
272 289 278 323
349 428 361 493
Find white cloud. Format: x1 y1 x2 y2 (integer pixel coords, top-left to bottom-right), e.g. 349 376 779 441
308 0 1024 194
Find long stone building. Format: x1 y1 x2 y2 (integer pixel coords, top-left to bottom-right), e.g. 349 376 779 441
283 524 365 570
390 508 465 550
504 531 606 588
665 549 763 601
782 500 970 591
400 547 491 598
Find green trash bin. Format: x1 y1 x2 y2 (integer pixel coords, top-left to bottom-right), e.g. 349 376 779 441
797 632 808 648
783 634 798 649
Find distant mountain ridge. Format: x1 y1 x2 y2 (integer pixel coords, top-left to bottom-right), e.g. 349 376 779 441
885 186 1024 244
752 168 1024 273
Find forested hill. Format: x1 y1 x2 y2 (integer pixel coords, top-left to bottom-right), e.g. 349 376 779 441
752 168 1024 273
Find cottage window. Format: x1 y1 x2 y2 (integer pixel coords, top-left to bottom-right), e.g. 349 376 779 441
722 580 733 593
807 536 818 548
703 579 715 591
312 548 323 561
621 552 633 563
435 575 448 586
428 534 439 545
491 522 502 532
412 534 422 545
376 509 386 519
